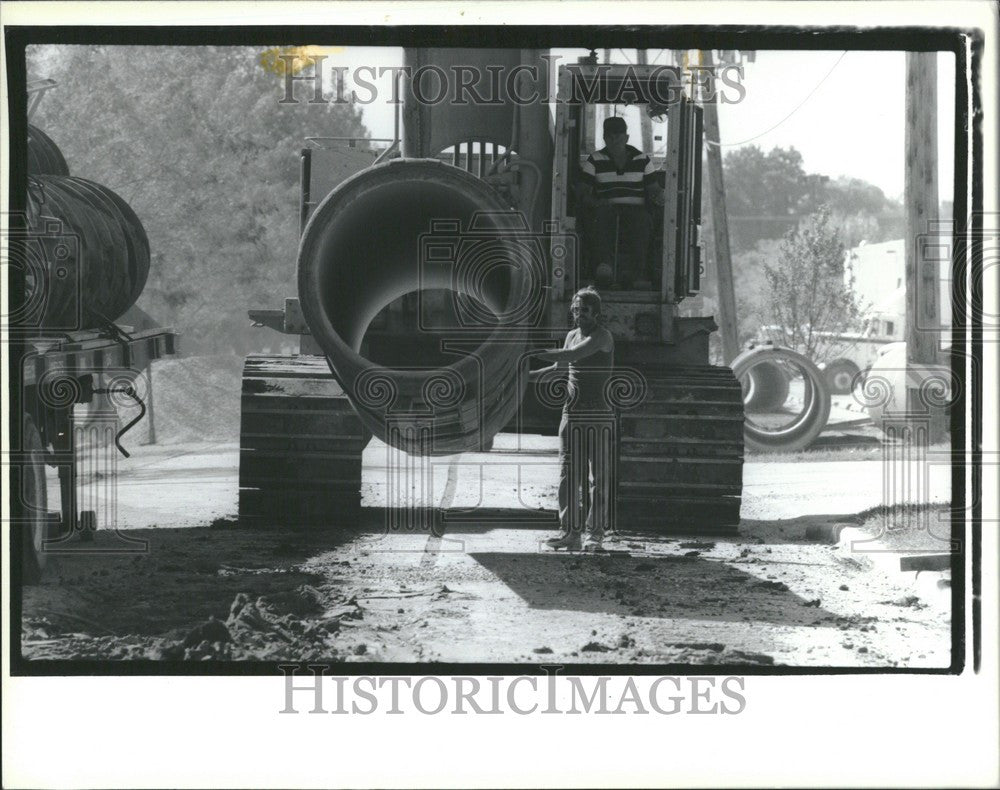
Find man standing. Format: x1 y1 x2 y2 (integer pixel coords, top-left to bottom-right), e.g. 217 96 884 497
580 115 665 289
529 287 615 551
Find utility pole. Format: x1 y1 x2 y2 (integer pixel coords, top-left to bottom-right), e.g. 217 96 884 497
903 51 944 441
701 50 740 364
904 52 940 366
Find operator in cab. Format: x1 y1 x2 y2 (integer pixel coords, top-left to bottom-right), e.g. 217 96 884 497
580 115 665 290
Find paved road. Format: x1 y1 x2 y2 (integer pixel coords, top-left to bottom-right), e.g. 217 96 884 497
64 435 951 530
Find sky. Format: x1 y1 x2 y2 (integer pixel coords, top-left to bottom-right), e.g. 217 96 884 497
310 46 956 203
713 49 955 202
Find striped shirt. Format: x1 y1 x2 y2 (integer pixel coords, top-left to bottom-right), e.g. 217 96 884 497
581 145 658 206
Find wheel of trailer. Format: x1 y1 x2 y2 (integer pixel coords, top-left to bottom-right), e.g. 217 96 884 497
19 414 50 584
731 347 831 453
742 359 790 412
824 359 861 395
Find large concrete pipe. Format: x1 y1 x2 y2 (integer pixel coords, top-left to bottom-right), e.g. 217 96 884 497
24 175 150 330
743 359 790 412
297 158 539 456
731 346 831 452
27 124 70 176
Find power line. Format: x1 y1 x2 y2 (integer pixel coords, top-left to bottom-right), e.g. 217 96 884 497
705 51 849 148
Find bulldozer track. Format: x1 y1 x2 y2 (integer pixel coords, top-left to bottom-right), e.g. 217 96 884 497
239 356 743 536
614 365 744 536
238 355 368 526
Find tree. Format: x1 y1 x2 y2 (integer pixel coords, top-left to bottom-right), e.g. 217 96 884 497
762 206 867 362
718 145 811 250
696 145 903 355
712 144 904 253
823 176 905 248
731 238 781 347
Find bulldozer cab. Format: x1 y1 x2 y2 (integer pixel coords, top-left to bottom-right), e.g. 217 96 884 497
551 60 704 306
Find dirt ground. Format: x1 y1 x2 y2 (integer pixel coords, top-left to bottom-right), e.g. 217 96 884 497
21 457 953 667
20 354 955 666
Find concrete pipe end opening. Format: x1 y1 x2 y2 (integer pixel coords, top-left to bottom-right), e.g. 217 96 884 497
731 346 832 453
297 159 543 456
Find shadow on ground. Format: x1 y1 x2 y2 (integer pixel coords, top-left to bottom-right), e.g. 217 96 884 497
24 522 359 638
468 551 832 625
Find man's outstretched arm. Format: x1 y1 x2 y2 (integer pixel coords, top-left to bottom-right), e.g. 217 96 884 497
527 362 559 382
527 331 576 380
535 331 610 364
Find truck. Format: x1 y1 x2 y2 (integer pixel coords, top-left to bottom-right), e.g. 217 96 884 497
240 49 745 535
753 315 902 398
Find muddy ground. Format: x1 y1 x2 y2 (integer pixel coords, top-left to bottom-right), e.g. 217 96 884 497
21 489 952 667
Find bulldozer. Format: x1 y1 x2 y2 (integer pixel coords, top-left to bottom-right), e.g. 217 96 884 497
240 48 744 534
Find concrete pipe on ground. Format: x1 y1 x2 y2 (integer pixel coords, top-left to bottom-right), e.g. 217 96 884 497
731 346 831 453
27 124 70 176
297 158 540 456
22 175 150 330
743 359 790 412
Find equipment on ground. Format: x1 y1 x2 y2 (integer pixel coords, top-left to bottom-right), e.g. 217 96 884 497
241 49 745 535
731 346 831 453
13 88 176 582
